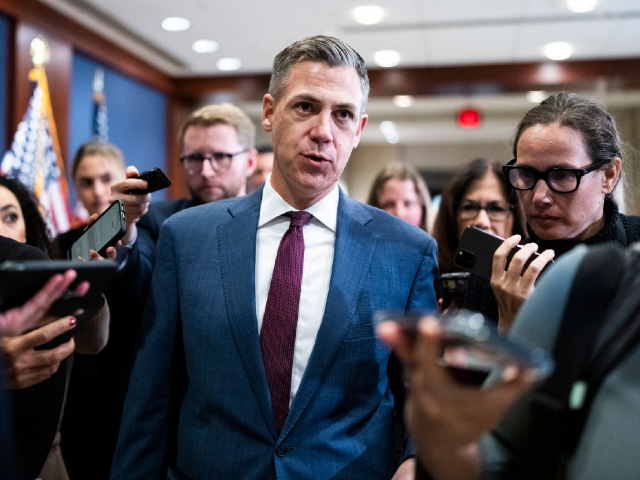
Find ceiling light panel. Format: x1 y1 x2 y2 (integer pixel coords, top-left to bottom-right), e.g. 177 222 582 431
393 95 415 108
566 0 598 13
192 40 219 53
216 57 242 71
352 5 385 25
161 17 191 32
543 41 573 60
374 50 401 67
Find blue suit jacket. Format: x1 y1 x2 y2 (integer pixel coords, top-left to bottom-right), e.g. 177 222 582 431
111 188 438 479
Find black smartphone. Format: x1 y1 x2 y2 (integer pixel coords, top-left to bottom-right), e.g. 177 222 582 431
453 226 551 281
0 259 118 348
374 309 553 384
128 167 172 195
70 200 127 261
435 272 470 310
0 259 117 314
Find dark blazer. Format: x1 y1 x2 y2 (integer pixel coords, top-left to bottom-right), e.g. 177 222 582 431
0 236 65 480
61 198 196 480
110 188 438 480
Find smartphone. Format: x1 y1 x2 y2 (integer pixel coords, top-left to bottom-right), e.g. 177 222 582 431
435 272 470 310
374 309 553 384
0 259 118 348
128 167 172 195
70 200 127 261
453 226 551 281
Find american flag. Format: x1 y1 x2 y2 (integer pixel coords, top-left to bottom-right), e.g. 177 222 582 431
1 66 72 236
92 68 108 142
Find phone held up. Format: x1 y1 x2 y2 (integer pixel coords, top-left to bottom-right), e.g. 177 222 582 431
374 309 553 386
0 259 118 349
128 167 172 195
435 272 470 311
70 200 127 261
453 226 553 281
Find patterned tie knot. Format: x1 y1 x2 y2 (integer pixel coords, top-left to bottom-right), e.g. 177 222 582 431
288 210 312 228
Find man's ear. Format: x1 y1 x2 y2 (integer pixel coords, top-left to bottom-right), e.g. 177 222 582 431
245 149 258 177
352 114 368 149
262 94 275 133
603 157 622 194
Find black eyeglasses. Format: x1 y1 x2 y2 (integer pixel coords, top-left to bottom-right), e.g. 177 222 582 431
502 158 609 194
179 149 249 175
457 200 513 221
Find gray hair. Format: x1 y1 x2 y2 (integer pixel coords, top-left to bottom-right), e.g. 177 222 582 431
269 35 370 112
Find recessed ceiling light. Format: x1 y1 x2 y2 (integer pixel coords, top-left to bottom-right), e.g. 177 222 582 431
566 0 597 13
161 17 191 32
393 95 414 108
216 57 242 71
380 121 399 144
374 50 400 68
192 40 219 54
544 42 573 61
352 5 385 25
526 91 548 104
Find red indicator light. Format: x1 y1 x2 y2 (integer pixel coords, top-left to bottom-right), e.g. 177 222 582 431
457 108 481 129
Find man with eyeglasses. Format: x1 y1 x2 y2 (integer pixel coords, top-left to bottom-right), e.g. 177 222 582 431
77 103 256 480
120 103 257 287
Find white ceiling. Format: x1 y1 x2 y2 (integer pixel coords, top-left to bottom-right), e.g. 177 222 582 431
38 0 640 77
33 0 640 152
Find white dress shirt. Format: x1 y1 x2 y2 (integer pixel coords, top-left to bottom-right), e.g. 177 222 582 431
256 175 338 406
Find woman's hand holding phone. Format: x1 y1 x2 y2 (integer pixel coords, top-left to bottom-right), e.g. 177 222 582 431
491 235 555 332
0 269 85 388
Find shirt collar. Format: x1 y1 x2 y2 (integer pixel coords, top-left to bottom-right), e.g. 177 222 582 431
258 173 339 231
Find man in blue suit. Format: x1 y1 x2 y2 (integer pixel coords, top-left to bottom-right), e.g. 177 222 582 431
111 35 438 479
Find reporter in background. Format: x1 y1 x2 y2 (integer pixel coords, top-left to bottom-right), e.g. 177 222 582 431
52 141 150 259
431 159 525 316
368 162 432 233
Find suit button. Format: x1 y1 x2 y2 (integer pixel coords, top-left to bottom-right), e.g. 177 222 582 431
275 443 288 457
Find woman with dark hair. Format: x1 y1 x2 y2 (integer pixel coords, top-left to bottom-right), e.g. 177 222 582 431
431 159 525 313
491 92 640 331
378 92 640 480
0 174 109 479
367 162 432 232
0 175 50 254
433 159 526 274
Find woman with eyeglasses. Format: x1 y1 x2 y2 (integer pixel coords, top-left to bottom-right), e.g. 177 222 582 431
432 159 526 312
490 92 640 332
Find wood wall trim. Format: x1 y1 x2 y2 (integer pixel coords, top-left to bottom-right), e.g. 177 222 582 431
367 58 640 97
174 58 640 102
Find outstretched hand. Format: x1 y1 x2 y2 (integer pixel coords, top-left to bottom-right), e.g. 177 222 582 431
110 166 151 245
1 318 77 388
377 317 536 480
0 269 86 388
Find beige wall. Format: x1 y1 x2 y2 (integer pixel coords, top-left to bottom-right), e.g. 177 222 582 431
246 95 640 216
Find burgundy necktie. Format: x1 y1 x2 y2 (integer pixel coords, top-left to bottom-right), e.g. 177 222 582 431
260 211 312 431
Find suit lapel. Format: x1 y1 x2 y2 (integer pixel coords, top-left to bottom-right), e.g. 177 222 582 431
282 192 378 437
218 188 279 439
